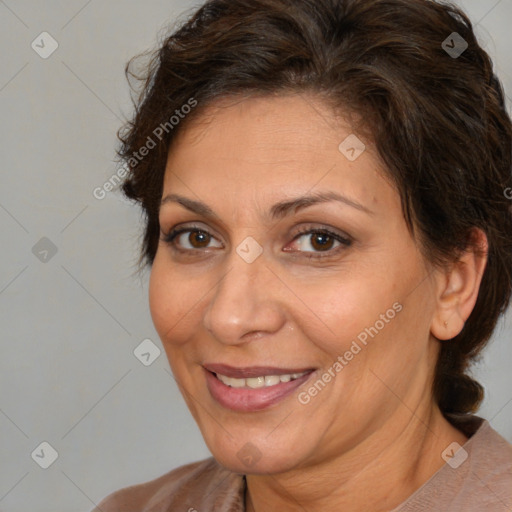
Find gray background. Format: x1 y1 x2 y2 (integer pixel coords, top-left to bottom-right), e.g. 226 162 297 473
0 1 510 510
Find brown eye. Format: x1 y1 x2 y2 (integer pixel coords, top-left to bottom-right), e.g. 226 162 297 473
188 231 211 248
287 228 352 257
163 227 223 251
309 233 336 252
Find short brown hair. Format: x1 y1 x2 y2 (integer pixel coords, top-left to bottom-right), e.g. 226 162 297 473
117 0 512 415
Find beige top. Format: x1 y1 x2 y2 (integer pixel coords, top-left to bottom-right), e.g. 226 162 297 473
93 415 512 511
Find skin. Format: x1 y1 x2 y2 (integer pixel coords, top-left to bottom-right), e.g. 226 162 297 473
149 93 488 512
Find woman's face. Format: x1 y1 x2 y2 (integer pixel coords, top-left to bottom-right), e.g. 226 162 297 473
150 94 441 474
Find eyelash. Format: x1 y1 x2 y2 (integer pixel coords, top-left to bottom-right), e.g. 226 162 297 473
161 225 352 259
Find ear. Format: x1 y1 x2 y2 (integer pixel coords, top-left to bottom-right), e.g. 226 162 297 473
431 228 488 341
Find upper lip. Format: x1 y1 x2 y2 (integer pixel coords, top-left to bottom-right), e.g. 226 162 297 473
203 363 315 379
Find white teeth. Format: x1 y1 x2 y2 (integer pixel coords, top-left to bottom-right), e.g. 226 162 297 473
246 376 265 389
264 375 281 386
224 376 246 388
215 371 308 388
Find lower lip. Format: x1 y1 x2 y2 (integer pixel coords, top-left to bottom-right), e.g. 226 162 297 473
205 369 315 412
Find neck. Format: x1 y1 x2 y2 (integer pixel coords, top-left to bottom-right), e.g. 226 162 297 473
245 403 467 512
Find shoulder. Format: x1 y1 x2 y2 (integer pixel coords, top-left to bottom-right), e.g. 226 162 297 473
92 457 246 512
397 416 512 511
465 419 512 505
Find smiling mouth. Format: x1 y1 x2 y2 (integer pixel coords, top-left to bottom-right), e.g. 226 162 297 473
203 363 315 383
203 365 317 412
214 370 310 389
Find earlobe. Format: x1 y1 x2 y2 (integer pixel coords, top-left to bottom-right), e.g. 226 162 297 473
431 228 488 341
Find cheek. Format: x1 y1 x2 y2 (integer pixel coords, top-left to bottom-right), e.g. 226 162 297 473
148 258 167 335
148 255 198 347
291 268 399 355
292 255 429 385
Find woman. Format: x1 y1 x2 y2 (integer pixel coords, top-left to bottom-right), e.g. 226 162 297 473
94 0 512 510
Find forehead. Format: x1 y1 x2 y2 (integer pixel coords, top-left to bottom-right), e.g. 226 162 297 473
162 93 395 216
169 94 357 162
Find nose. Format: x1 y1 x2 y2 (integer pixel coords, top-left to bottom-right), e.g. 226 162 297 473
202 247 286 346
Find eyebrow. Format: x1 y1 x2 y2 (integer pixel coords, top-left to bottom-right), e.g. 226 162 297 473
160 191 374 220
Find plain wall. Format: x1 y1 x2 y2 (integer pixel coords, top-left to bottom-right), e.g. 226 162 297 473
0 1 510 510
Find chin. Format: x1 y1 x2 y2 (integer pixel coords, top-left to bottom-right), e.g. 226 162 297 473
214 451 302 475
205 432 310 475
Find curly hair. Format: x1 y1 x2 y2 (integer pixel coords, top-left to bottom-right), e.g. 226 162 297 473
116 0 512 416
